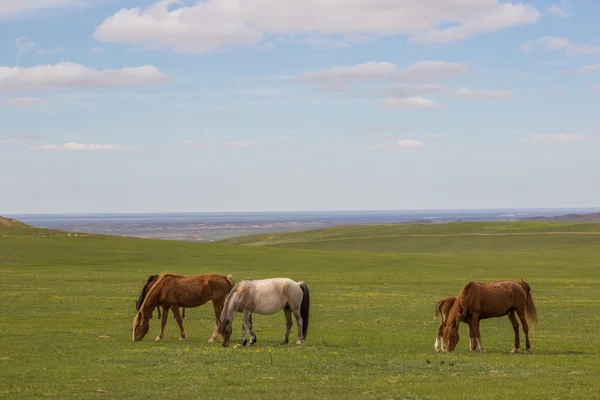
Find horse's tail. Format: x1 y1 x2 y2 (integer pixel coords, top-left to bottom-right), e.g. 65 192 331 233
519 277 537 332
433 299 445 321
225 274 235 292
299 281 310 339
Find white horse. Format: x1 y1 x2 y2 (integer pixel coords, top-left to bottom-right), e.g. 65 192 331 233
217 278 310 347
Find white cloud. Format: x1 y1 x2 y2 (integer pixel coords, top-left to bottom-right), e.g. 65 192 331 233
30 142 138 151
578 64 600 73
225 141 254 147
0 97 47 106
381 97 442 110
14 36 63 56
522 37 600 55
296 61 469 91
365 139 425 150
15 37 36 55
0 62 169 93
547 4 567 18
94 0 541 53
0 0 90 18
452 87 514 99
519 134 586 144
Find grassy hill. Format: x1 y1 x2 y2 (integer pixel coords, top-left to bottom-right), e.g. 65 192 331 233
0 216 32 228
1 220 599 399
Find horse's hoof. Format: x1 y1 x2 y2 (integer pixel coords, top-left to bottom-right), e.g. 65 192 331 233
241 340 247 346
208 338 215 343
281 340 289 345
179 336 186 341
296 340 303 345
155 337 163 342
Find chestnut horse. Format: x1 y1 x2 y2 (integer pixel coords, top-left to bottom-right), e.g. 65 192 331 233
442 278 537 353
135 274 185 320
217 278 310 347
132 273 234 342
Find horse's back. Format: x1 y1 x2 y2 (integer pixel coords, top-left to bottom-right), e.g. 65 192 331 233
244 277 303 314
468 280 527 317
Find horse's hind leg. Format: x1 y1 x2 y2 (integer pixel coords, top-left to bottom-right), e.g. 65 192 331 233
435 322 445 352
171 306 186 340
241 309 251 346
292 308 304 345
516 308 531 353
155 306 169 342
248 313 257 345
508 310 520 353
282 308 293 345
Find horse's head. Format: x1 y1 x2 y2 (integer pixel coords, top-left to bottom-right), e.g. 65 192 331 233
132 311 150 341
217 318 233 347
442 320 460 352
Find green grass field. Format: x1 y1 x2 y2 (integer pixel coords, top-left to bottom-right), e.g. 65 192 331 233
1 222 600 399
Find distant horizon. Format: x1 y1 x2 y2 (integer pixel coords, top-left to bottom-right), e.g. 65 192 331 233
5 206 600 217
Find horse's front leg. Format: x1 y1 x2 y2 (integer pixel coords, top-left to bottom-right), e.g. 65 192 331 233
468 315 479 352
282 308 293 345
241 309 250 346
472 314 485 353
155 306 169 342
171 306 186 340
248 313 257 345
208 299 225 343
292 309 304 345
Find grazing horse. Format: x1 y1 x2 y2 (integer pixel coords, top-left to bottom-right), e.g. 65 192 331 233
135 274 186 320
132 273 234 342
217 278 310 347
442 278 537 353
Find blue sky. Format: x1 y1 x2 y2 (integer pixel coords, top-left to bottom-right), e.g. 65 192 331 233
1 0 599 213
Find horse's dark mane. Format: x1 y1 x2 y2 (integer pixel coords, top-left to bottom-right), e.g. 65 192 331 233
136 274 159 311
138 274 169 314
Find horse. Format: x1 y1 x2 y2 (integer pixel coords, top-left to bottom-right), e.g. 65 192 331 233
442 278 537 353
217 278 310 347
135 274 186 320
132 273 235 342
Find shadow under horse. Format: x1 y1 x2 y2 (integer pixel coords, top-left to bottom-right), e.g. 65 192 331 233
133 273 235 342
217 277 310 347
442 278 537 353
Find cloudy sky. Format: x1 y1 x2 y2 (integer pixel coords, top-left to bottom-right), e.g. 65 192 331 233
1 0 599 213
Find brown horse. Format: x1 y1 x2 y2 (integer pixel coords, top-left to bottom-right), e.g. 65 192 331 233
442 278 537 353
135 274 186 320
132 273 234 342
